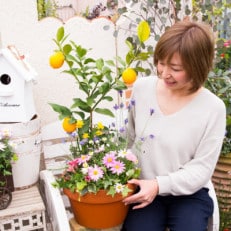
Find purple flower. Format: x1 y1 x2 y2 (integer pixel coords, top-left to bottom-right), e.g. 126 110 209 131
131 99 135 106
124 118 128 124
113 104 119 110
118 90 123 97
120 103 124 109
149 134 155 139
119 127 125 133
80 139 88 145
140 137 145 142
150 108 155 115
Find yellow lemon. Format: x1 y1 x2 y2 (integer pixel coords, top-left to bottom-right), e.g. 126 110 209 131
62 117 76 133
122 68 137 85
49 51 65 69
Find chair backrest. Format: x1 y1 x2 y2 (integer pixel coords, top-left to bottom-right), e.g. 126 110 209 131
40 120 72 231
41 120 72 175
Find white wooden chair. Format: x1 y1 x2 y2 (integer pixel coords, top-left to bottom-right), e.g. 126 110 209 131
207 180 220 231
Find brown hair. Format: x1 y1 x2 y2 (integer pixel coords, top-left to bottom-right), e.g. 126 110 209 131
154 21 215 93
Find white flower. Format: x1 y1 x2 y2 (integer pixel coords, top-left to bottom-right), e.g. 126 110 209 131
118 149 128 158
0 142 6 151
8 140 17 150
115 183 125 193
1 128 12 138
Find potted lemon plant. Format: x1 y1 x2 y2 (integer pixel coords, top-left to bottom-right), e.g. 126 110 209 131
49 21 152 229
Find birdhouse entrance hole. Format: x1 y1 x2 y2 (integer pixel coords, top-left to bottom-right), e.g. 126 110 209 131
0 74 11 85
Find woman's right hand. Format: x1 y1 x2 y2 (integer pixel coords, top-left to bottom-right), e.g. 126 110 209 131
123 178 159 209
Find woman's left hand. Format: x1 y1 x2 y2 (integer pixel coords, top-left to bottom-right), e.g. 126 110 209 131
123 178 159 209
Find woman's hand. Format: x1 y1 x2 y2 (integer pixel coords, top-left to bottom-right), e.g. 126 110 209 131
123 179 159 209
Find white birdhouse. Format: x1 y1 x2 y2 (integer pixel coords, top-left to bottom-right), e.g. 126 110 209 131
0 45 37 122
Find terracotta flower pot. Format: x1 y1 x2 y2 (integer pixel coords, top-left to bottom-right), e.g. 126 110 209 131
63 184 136 229
212 153 231 209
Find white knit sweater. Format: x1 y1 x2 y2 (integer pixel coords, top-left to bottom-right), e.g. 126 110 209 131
127 76 226 196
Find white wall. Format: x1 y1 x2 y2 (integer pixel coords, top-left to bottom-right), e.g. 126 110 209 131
0 0 129 126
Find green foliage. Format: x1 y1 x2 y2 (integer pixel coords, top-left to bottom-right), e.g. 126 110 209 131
50 24 152 129
37 0 57 20
214 39 231 71
0 131 18 187
50 23 151 196
205 70 231 155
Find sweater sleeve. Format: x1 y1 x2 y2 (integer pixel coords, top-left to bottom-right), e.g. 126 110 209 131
156 101 226 195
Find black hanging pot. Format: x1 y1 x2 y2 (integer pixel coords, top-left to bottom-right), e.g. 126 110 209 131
0 187 12 210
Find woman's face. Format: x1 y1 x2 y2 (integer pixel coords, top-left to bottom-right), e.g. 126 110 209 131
157 52 192 93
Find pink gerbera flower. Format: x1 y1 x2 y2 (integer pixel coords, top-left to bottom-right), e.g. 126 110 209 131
125 150 138 164
88 165 104 181
78 154 91 164
103 152 116 168
110 161 125 175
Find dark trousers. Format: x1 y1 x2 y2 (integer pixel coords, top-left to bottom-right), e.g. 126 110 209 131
121 188 214 231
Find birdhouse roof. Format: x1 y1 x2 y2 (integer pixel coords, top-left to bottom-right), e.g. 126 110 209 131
0 46 38 82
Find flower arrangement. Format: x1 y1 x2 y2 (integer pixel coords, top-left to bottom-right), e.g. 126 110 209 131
49 21 152 196
214 39 231 72
0 129 18 187
205 38 231 156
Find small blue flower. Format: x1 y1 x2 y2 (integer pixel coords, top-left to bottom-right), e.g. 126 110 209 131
118 90 123 97
93 137 99 142
149 134 155 139
140 137 145 142
131 99 135 106
119 127 125 133
124 118 128 124
113 104 119 110
150 108 155 115
80 139 87 146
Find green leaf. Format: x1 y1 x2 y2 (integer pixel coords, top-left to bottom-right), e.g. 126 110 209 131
96 59 104 70
63 44 72 55
76 46 87 58
113 80 127 91
98 82 110 94
77 181 87 191
84 58 95 64
126 52 134 65
57 27 64 42
95 108 115 117
102 96 113 101
49 103 72 118
72 98 91 112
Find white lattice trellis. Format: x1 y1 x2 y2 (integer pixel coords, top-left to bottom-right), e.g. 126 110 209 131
0 186 47 231
0 212 46 231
